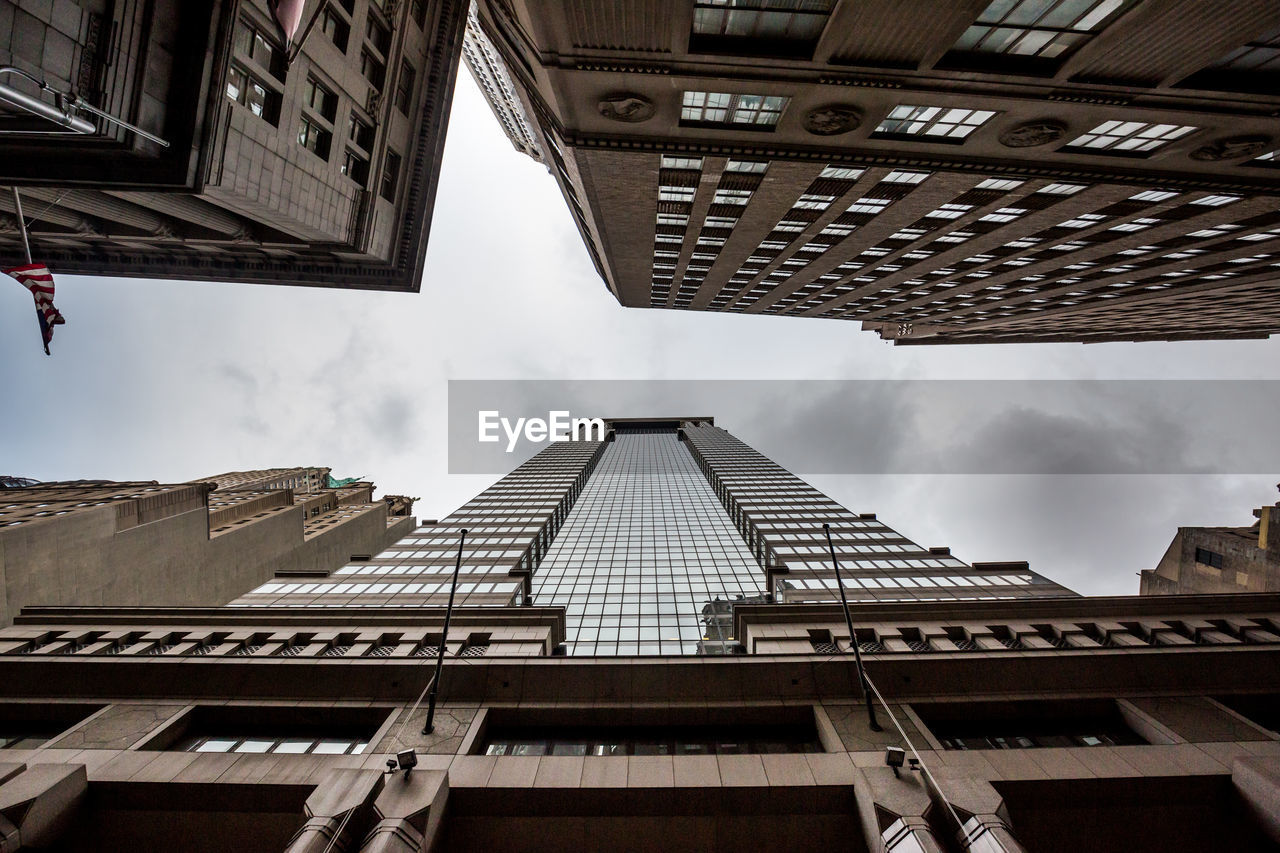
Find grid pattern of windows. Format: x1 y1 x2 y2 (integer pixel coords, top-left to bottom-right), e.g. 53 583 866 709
681 91 788 127
1066 121 1198 153
875 106 996 140
532 429 764 656
1209 23 1280 71
692 0 835 42
952 0 1130 60
184 735 367 755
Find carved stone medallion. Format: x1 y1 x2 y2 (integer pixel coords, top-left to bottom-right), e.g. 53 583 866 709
803 105 862 135
999 120 1068 148
598 93 655 123
1189 135 1271 162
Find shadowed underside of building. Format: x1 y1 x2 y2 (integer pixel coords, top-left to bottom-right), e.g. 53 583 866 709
467 0 1280 345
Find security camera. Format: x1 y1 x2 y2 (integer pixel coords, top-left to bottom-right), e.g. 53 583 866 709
385 748 418 780
885 746 905 777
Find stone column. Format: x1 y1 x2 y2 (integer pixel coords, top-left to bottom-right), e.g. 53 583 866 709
357 769 448 853
932 773 1029 853
283 768 384 853
853 766 947 853
0 764 87 852
1233 755 1280 842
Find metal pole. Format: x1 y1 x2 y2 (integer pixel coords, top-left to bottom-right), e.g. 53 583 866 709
423 528 466 734
11 187 32 264
823 522 881 731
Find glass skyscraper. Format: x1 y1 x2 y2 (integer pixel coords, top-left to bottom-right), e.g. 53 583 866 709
237 417 1075 652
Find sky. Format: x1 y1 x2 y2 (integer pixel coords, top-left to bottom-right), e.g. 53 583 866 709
2 71 1278 597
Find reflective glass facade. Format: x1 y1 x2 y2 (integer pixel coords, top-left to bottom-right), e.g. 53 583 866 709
531 427 764 656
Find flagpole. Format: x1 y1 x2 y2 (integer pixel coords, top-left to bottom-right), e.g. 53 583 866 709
824 522 882 732
11 187 32 264
424 528 467 734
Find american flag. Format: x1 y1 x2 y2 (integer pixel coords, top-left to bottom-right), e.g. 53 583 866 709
4 263 65 355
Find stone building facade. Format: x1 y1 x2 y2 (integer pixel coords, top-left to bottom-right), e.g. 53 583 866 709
0 421 1278 850
0 0 466 291
0 468 414 626
470 0 1280 345
1141 485 1280 595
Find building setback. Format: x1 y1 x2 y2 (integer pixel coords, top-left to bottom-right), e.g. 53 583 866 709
3 417 1279 849
0 467 414 626
469 0 1280 345
1141 485 1280 595
0 0 466 291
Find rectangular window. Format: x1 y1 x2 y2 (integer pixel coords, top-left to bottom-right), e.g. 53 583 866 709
237 19 286 80
950 0 1131 62
226 62 281 124
875 105 996 141
342 149 370 185
304 76 338 122
481 724 822 756
1208 24 1280 71
726 159 768 173
298 116 332 159
410 0 427 27
320 6 350 52
380 149 401 202
1065 121 1198 154
681 91 788 128
1194 547 1224 569
395 61 416 114
691 0 835 57
819 165 864 180
348 113 375 150
361 49 386 89
917 699 1146 751
661 155 704 170
366 16 392 54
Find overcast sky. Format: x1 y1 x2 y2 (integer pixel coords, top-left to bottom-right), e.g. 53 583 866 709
2 72 1277 597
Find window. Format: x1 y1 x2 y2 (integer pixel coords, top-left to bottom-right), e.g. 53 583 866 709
918 699 1146 751
186 735 367 755
304 76 337 122
226 63 281 124
875 105 996 141
410 0 427 27
482 724 822 756
361 49 386 89
1208 23 1280 71
951 0 1131 62
366 15 391 54
884 170 931 184
1195 547 1224 569
380 149 401 202
320 6 349 52
726 159 768 173
976 177 1024 191
660 186 697 203
298 116 332 159
1252 150 1279 166
819 165 864 180
661 155 704 170
395 61 416 114
237 19 286 80
713 188 753 205
348 113 374 150
342 149 369 185
1130 189 1178 202
1065 121 1198 154
1038 182 1087 194
681 91 788 128
691 0 835 51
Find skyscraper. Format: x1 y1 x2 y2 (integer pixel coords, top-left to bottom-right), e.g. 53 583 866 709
468 0 1280 344
0 0 466 291
238 418 1073 654
2 419 1280 851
